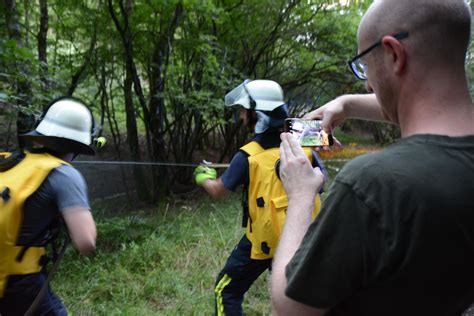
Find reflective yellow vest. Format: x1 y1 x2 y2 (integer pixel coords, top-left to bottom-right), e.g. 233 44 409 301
0 151 69 297
240 141 321 260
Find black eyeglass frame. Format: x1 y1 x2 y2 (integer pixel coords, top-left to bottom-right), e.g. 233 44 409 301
347 32 409 80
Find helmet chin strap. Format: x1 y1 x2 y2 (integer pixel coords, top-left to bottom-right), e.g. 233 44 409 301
60 152 76 162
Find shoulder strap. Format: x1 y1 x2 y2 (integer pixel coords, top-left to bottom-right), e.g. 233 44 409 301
26 151 72 168
239 141 265 229
12 152 71 260
24 233 70 316
0 150 26 172
240 141 265 157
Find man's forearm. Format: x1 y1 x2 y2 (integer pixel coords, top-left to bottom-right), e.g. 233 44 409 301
271 199 325 316
341 94 391 123
275 199 314 264
201 178 228 199
272 132 327 315
306 93 393 132
63 207 96 255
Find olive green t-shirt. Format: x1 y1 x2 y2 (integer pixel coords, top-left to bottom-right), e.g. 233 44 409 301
285 134 474 316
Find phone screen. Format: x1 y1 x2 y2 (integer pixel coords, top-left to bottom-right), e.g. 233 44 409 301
284 118 333 147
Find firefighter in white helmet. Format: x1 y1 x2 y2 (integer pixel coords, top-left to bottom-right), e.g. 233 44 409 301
0 97 98 315
194 80 324 315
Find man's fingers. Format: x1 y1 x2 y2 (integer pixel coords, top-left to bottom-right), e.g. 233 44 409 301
303 109 323 120
314 166 323 177
286 132 307 159
303 106 334 133
321 112 335 133
280 133 291 165
281 133 312 171
313 167 325 185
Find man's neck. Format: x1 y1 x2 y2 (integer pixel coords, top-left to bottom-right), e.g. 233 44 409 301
399 102 474 138
397 73 474 138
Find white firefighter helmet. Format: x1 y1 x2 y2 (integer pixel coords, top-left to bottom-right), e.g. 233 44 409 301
224 79 285 112
21 97 96 155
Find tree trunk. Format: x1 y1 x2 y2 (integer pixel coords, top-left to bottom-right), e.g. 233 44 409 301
147 2 183 199
37 0 48 94
107 0 153 202
4 0 34 147
123 5 151 202
107 0 152 158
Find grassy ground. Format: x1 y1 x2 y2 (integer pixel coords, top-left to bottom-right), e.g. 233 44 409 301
54 194 272 315
53 145 378 315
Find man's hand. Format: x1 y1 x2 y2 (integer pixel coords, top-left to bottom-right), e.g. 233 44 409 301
194 165 217 186
304 96 349 132
272 133 328 316
279 133 325 203
304 94 389 131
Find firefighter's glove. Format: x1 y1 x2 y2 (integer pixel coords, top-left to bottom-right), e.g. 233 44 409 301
95 136 107 149
194 165 217 186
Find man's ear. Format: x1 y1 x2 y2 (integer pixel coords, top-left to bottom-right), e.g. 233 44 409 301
381 35 406 75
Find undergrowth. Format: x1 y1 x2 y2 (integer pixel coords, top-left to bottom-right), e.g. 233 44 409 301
52 150 375 315
53 195 272 315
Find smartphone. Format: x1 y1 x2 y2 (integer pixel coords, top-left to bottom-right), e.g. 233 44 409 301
284 118 334 147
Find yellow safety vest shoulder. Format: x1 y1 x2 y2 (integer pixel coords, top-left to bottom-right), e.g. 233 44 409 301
0 151 70 297
240 141 321 260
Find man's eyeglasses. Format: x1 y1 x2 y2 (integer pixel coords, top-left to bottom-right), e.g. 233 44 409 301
348 32 409 80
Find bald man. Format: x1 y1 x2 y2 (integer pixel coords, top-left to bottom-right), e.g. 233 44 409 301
271 1 474 315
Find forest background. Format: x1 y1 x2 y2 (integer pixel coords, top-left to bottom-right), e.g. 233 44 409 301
3 0 472 203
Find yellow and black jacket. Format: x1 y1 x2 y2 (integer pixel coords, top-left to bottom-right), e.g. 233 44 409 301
240 141 321 260
0 151 69 297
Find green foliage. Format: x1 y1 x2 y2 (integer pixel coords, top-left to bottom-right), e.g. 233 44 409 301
6 0 471 197
334 129 374 146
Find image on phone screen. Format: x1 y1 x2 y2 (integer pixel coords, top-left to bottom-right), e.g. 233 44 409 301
285 118 333 147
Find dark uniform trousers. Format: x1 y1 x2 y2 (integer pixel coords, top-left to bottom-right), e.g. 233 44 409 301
214 235 272 316
0 271 67 316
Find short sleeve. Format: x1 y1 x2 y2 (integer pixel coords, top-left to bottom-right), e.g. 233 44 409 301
48 165 91 213
285 180 371 309
220 151 249 191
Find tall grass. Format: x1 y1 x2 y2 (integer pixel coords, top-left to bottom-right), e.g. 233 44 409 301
53 194 272 315
53 152 372 315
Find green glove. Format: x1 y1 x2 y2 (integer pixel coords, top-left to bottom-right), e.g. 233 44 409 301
95 136 107 149
194 165 217 186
